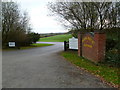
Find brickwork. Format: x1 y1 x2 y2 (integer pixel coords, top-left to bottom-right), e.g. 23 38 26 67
78 32 106 63
78 33 82 56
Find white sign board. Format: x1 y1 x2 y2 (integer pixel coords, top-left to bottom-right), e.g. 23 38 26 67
8 42 15 47
69 37 78 49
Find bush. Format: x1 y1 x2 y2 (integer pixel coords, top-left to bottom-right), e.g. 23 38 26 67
2 30 28 48
27 32 40 43
106 39 117 51
2 32 40 48
106 31 120 66
105 51 120 67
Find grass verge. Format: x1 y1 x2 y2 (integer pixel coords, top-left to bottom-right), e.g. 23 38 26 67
39 34 72 42
61 51 119 88
3 43 54 51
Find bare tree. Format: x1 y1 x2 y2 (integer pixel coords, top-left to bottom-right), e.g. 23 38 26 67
108 2 120 28
2 1 20 43
48 1 119 32
2 1 31 46
93 2 112 30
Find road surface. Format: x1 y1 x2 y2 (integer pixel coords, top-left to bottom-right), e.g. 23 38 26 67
2 42 111 88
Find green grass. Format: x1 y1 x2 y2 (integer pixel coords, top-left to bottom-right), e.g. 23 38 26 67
39 34 72 42
3 43 54 51
61 51 119 87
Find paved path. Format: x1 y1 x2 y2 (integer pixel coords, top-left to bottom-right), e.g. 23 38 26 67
2 42 111 88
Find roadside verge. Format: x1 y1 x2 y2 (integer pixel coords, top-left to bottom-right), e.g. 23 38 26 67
61 51 119 89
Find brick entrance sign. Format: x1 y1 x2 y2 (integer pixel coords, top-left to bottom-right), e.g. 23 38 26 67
78 32 106 63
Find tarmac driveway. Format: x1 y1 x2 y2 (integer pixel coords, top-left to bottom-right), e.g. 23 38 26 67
2 42 111 88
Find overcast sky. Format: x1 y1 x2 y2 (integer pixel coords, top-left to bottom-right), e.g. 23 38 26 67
14 0 67 34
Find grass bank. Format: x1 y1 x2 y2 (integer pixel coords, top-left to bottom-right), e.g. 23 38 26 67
39 34 72 42
3 43 54 51
61 51 119 88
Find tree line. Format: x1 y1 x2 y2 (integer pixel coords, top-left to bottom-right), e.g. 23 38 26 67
2 1 40 48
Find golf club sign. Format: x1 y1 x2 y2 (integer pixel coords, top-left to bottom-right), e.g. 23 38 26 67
78 32 106 63
82 36 95 48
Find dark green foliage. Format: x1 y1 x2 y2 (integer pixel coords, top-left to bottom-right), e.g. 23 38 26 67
105 51 120 67
105 28 120 66
106 39 117 51
27 32 40 43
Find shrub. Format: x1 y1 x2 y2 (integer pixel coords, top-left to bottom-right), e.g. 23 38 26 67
27 32 40 43
106 38 117 51
105 51 120 67
2 30 28 47
105 35 119 66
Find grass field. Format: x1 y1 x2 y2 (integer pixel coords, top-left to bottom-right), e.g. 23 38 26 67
3 43 54 51
39 34 72 42
61 51 119 88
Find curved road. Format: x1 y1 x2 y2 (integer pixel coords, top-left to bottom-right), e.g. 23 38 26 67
3 42 111 88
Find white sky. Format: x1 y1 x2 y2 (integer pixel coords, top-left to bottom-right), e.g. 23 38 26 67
14 0 67 34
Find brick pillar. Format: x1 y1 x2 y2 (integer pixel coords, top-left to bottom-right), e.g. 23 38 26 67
78 32 84 57
94 32 106 62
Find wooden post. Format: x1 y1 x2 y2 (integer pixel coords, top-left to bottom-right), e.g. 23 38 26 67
64 41 67 51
